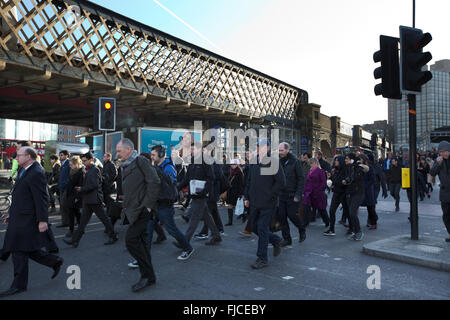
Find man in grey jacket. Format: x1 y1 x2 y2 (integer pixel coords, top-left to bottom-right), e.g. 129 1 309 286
430 140 450 242
116 138 161 292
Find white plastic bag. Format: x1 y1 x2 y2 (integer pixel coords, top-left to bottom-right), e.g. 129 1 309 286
234 198 244 216
190 180 206 195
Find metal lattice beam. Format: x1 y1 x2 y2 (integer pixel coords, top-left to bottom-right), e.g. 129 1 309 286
0 0 308 122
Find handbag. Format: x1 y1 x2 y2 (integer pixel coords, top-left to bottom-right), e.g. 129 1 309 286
269 208 282 233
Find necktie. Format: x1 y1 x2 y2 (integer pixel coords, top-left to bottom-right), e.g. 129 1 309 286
19 169 25 179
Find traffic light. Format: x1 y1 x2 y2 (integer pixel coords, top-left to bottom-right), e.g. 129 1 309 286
373 35 401 99
95 97 116 131
400 26 432 93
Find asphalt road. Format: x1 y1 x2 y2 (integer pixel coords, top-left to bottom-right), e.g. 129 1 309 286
0 187 449 300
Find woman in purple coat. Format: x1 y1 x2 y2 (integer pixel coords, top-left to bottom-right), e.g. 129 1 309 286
302 158 330 227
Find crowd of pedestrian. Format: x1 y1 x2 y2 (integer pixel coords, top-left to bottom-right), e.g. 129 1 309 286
0 136 449 297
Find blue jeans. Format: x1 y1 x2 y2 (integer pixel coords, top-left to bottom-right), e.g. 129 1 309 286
146 205 192 252
250 207 281 263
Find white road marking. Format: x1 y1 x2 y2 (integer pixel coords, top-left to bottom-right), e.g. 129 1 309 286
254 287 265 291
282 276 294 280
308 267 318 271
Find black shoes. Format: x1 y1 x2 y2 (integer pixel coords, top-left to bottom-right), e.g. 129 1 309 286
299 231 307 242
104 234 118 245
225 223 232 226
51 257 64 279
279 239 292 247
445 237 450 243
205 237 222 245
63 238 79 248
251 258 268 269
56 224 69 228
181 215 190 223
131 278 156 292
0 287 27 298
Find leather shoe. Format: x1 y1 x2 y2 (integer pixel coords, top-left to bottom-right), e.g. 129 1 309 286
299 231 306 243
104 235 118 245
51 257 64 279
0 287 27 298
63 238 79 248
279 239 292 247
49 248 59 254
445 237 450 243
56 224 69 228
131 278 156 292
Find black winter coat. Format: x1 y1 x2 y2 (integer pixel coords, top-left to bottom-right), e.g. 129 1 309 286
178 157 215 200
227 168 244 206
388 165 402 184
2 162 49 253
102 160 117 195
280 153 305 199
65 168 84 209
244 162 286 210
331 156 347 194
79 165 103 205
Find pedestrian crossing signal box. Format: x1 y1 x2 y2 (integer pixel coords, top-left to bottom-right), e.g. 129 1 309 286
402 168 410 189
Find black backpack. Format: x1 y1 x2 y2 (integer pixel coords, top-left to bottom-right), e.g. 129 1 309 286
154 161 178 204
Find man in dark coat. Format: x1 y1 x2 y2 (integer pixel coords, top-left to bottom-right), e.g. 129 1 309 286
244 138 286 269
102 152 117 220
430 140 450 242
116 139 161 292
57 150 71 227
0 147 63 297
387 157 402 212
63 152 117 248
278 142 306 246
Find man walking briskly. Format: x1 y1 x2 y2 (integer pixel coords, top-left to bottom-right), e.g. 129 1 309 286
0 147 63 297
102 153 118 220
244 139 286 269
116 139 161 292
278 142 306 246
387 157 402 212
57 150 71 228
430 141 450 242
63 152 118 248
177 142 222 246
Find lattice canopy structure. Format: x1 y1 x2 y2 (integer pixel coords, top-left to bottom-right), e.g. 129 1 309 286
0 0 307 126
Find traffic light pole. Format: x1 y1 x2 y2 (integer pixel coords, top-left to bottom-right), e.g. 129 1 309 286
102 131 106 159
407 93 419 240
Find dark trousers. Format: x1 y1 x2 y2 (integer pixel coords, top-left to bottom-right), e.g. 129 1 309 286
200 200 224 234
185 198 220 242
59 191 70 225
389 183 401 208
48 186 59 207
346 192 365 234
442 202 450 235
126 213 156 281
367 205 378 226
147 205 192 251
329 192 348 231
279 196 304 242
103 193 114 217
39 225 59 252
250 207 281 263
72 203 115 243
11 250 59 289
68 207 81 232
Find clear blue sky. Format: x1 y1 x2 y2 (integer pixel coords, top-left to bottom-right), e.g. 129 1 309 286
89 0 450 126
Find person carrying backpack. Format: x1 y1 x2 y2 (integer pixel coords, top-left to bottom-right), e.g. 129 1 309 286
148 146 194 261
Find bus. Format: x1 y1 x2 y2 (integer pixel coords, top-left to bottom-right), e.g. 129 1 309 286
334 146 374 156
0 138 46 158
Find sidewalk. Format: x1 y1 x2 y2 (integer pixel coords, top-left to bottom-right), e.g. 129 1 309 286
363 235 450 273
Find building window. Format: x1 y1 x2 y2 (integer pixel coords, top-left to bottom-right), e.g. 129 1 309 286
76 130 82 136
314 111 319 120
58 129 64 135
67 129 73 136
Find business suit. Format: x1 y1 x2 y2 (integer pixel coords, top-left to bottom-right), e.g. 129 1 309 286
58 160 71 225
70 164 116 245
1 161 62 293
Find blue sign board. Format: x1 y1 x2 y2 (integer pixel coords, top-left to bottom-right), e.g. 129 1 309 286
139 128 201 158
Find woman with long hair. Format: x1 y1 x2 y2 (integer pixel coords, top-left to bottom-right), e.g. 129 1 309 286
224 159 244 226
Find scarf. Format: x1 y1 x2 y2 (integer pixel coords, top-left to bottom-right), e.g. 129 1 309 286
120 150 139 168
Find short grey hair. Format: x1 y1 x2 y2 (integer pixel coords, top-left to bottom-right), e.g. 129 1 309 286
280 142 290 150
118 138 134 150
